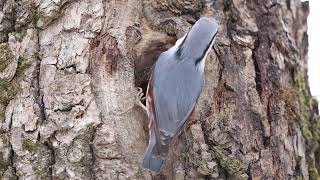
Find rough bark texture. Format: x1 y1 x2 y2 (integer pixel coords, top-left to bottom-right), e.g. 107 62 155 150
0 0 317 179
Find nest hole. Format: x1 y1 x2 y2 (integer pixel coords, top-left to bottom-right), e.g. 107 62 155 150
134 39 175 105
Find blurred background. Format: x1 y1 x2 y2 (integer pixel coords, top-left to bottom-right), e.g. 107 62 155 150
305 0 320 111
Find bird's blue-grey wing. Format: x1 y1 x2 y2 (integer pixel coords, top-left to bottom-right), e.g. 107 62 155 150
152 54 203 153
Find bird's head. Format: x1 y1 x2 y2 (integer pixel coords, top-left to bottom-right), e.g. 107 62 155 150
176 17 218 64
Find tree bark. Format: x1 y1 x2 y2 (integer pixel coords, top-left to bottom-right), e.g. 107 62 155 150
0 0 317 179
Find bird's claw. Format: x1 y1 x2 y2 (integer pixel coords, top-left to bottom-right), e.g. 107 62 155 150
137 87 146 100
136 87 147 113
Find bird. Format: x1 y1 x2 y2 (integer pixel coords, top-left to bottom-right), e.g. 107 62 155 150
136 17 219 172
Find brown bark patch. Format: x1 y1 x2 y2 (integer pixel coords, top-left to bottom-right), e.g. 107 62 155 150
89 34 120 75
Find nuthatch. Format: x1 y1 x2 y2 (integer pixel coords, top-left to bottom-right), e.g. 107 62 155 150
137 17 218 172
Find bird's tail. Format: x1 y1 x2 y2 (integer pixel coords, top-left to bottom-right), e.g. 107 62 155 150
142 130 164 172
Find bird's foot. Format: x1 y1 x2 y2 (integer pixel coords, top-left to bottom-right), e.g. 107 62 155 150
136 87 147 113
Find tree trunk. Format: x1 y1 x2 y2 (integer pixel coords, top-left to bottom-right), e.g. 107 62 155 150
0 0 317 179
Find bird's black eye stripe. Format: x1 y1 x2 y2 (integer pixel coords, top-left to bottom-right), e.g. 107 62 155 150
176 46 183 57
176 32 189 58
195 32 217 65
